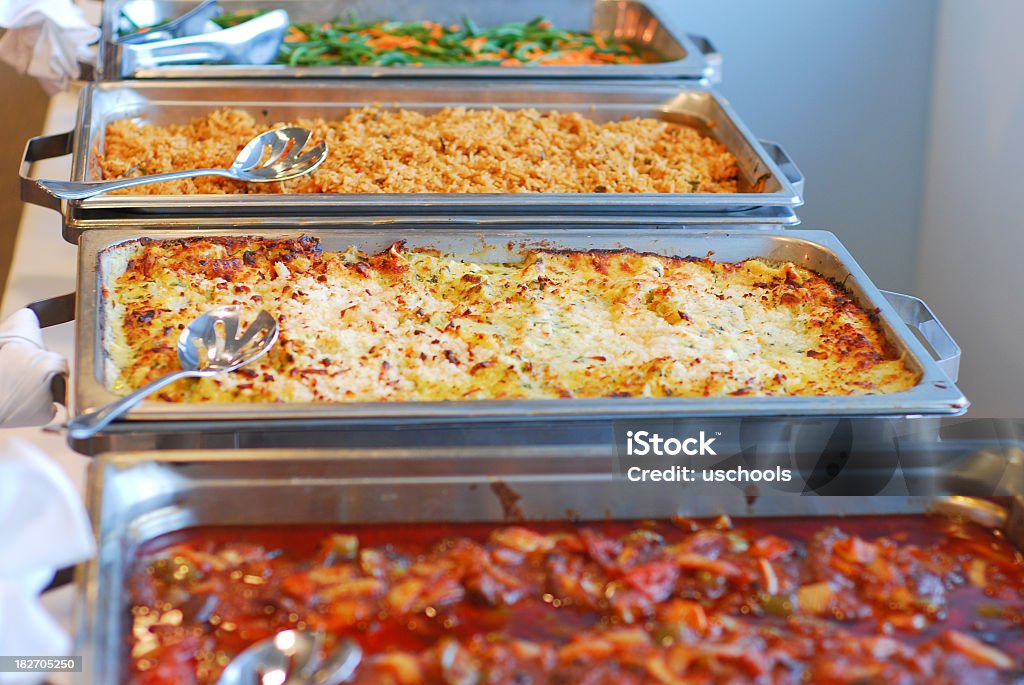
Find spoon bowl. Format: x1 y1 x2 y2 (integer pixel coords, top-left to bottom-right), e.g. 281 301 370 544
229 127 328 182
216 630 361 685
64 305 278 439
177 305 279 374
37 126 327 200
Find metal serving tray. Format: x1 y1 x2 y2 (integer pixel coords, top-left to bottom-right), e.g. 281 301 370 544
20 80 804 240
98 0 719 81
67 226 965 433
77 447 1024 684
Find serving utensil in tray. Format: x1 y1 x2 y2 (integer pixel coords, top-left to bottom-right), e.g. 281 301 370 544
36 125 326 199
19 80 803 241
76 446 1024 683
98 0 720 81
116 0 223 43
63 305 279 439
29 225 965 454
215 631 362 685
115 7 289 73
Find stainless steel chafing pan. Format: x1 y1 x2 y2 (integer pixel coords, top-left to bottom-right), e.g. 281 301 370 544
76 447 1024 684
63 226 964 432
19 80 804 240
98 0 720 81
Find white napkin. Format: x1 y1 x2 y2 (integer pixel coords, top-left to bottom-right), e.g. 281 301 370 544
0 0 101 94
0 437 94 685
0 309 67 429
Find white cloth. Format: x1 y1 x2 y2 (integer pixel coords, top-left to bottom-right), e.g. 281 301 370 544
0 309 67 429
0 0 100 93
0 438 94 685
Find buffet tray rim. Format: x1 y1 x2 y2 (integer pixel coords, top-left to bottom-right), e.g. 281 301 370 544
72 226 967 424
62 78 801 217
97 0 714 81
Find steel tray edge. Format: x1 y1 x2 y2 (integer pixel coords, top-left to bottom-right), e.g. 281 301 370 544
75 447 1021 683
98 0 713 81
55 79 800 220
73 226 967 426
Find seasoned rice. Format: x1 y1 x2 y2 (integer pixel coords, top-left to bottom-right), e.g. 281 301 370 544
97 107 739 195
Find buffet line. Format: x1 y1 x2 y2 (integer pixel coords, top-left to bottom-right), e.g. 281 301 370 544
14 1 1021 683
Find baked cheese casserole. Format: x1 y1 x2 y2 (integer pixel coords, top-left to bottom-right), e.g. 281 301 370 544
101 236 919 402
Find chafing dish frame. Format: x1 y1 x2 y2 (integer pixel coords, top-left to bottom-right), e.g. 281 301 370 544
98 0 719 81
75 446 1024 684
69 226 965 429
20 80 803 239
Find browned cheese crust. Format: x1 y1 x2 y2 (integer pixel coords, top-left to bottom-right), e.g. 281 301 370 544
103 236 919 402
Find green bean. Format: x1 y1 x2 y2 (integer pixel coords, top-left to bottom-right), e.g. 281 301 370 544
530 29 573 41
380 52 414 65
513 41 540 62
212 9 268 28
286 45 307 66
463 15 481 38
528 50 562 64
492 26 526 40
414 43 450 57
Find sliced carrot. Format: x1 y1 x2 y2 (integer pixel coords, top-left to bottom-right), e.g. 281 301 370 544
368 35 420 49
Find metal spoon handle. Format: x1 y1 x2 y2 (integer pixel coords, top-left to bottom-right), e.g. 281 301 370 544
37 169 234 200
65 370 196 439
118 0 222 44
309 640 362 684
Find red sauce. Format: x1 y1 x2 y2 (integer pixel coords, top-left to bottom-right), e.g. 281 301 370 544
127 515 1024 685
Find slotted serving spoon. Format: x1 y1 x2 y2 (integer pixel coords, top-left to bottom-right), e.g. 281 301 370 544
64 305 278 440
36 126 327 200
216 631 362 685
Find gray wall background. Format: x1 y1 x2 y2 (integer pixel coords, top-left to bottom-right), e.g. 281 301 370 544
659 0 1023 416
917 1 1024 417
655 0 938 294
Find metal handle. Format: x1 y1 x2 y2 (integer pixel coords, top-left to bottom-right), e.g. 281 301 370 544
27 292 76 328
759 139 805 203
122 33 232 68
37 168 228 200
23 293 75 407
881 290 961 382
42 566 76 593
20 131 74 211
687 33 722 84
77 58 97 83
64 370 195 439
